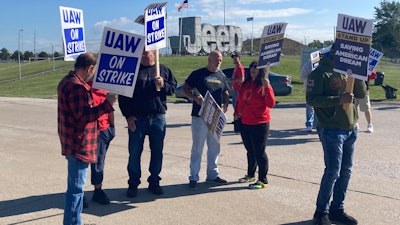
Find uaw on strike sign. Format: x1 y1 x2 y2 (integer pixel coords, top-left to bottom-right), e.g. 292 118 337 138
92 27 145 98
144 2 167 50
59 6 86 61
334 13 373 81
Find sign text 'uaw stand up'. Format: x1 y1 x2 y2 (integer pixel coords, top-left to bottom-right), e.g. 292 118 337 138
258 22 287 96
334 13 373 110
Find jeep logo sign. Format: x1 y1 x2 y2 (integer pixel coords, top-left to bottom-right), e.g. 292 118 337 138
169 17 243 55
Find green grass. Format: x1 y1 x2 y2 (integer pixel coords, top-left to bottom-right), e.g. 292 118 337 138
0 55 399 103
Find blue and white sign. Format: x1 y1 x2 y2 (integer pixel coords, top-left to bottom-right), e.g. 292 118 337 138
368 47 383 75
59 6 86 61
92 27 145 97
334 13 373 80
144 2 167 50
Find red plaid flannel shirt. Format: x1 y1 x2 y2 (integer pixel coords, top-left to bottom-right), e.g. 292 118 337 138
57 71 114 163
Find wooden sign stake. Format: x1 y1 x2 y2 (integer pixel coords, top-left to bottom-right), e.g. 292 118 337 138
343 75 354 111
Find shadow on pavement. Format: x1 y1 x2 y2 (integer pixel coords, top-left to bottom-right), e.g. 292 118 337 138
280 220 314 225
0 182 245 219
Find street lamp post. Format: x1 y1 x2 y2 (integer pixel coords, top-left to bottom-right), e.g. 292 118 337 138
18 29 23 80
223 0 225 26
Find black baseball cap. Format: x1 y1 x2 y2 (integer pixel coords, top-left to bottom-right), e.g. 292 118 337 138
231 51 240 58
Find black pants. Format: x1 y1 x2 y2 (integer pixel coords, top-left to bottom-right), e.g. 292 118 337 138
240 123 270 184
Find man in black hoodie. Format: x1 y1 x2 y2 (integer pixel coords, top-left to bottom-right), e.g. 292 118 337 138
118 49 177 197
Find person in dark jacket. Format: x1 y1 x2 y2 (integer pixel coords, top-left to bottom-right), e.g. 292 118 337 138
307 45 366 225
118 49 177 197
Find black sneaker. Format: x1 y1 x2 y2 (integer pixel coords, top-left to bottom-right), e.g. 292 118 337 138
329 209 358 225
83 196 89 209
127 185 138 198
206 176 228 184
313 211 331 225
92 189 110 205
189 180 197 189
148 184 164 195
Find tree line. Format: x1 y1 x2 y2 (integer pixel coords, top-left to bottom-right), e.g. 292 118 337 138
0 48 63 61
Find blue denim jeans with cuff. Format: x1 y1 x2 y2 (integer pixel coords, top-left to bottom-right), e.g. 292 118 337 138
64 155 89 225
315 127 357 213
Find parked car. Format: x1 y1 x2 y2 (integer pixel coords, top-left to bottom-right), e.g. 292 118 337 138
175 67 292 102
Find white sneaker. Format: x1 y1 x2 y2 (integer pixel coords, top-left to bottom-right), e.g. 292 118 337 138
355 123 359 129
367 123 374 133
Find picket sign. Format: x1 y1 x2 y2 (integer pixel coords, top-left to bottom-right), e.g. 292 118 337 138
257 22 287 96
144 2 168 91
334 13 373 111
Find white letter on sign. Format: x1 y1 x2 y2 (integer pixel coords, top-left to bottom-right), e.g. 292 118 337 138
70 29 79 40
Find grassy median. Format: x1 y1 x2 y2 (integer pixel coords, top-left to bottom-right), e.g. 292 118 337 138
0 55 399 103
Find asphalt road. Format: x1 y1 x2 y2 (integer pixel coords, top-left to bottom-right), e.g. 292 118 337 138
0 97 399 225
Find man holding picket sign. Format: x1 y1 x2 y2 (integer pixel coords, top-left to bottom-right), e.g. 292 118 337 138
307 13 372 225
118 2 177 197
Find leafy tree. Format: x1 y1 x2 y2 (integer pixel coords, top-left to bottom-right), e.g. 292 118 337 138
54 51 62 58
23 51 34 61
307 40 324 48
38 51 49 58
11 50 23 61
0 48 10 60
373 0 400 58
323 40 334 47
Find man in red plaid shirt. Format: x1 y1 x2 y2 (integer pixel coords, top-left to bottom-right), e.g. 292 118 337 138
57 52 116 225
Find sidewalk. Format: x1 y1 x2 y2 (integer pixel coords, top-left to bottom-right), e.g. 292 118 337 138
0 97 399 225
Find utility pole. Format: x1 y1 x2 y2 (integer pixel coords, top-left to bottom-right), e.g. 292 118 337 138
251 16 254 55
18 29 23 80
223 0 225 25
34 30 37 61
179 16 183 55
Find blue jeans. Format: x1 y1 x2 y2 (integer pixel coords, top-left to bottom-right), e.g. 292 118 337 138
316 127 357 213
232 90 238 108
64 155 89 225
91 125 115 185
189 116 220 182
305 103 317 128
127 114 166 187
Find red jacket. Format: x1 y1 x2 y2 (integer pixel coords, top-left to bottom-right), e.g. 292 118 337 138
234 81 276 125
232 64 245 91
87 81 113 131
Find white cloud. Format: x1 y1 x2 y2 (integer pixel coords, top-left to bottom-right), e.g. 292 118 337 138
93 17 135 34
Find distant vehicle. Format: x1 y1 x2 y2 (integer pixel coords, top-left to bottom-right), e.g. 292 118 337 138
175 67 292 102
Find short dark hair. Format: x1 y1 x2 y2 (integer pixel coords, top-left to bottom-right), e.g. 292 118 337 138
74 52 97 69
231 51 240 58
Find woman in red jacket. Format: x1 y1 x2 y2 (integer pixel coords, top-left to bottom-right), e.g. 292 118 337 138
234 61 276 189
